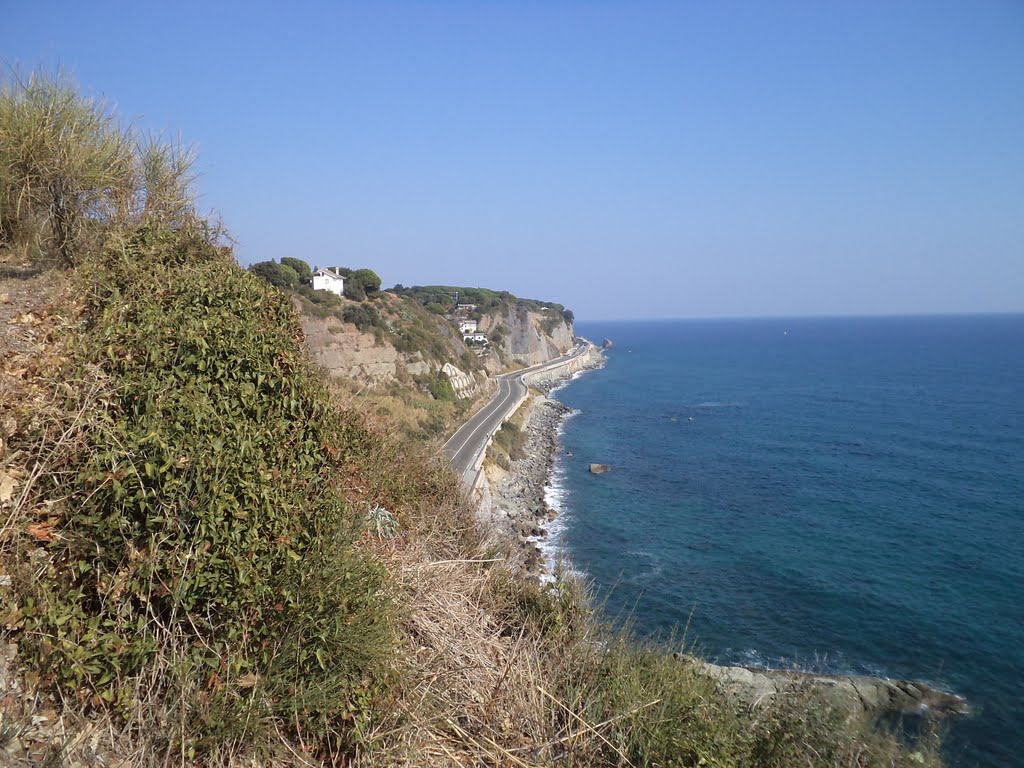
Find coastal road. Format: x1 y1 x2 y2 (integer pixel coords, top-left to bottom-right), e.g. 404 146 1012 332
442 341 591 486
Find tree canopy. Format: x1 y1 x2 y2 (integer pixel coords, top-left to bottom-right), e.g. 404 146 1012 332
280 256 311 285
250 260 298 290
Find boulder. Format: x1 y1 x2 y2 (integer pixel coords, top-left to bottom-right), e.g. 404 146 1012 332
589 463 611 474
693 660 968 718
601 338 614 349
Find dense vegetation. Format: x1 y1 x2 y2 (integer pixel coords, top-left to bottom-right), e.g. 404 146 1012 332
1 72 944 767
390 283 574 324
9 228 391 760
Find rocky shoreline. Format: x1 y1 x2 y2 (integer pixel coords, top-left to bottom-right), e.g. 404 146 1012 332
696 659 968 719
484 357 604 580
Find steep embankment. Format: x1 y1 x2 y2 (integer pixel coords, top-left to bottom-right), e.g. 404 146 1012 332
388 284 577 370
477 303 574 367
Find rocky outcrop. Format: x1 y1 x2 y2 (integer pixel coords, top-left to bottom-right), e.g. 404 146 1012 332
298 298 458 386
694 660 967 719
300 311 407 382
477 305 573 366
588 464 611 474
601 338 613 349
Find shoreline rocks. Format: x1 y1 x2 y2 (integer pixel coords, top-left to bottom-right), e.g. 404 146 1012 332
489 395 572 580
484 348 606 580
695 660 968 719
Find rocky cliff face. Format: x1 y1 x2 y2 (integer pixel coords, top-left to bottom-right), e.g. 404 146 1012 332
299 295 573 389
300 310 431 383
477 306 574 367
298 298 487 399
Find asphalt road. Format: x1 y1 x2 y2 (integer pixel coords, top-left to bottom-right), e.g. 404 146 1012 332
442 342 590 485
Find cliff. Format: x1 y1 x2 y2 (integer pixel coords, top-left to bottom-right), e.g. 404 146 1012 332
387 284 577 370
296 291 486 392
0 74 949 768
476 304 574 367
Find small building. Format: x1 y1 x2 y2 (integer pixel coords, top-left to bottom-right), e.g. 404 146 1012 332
456 303 477 312
312 269 346 296
458 319 478 334
463 332 488 345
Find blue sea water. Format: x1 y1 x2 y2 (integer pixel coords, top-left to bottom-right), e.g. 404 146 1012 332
548 316 1024 768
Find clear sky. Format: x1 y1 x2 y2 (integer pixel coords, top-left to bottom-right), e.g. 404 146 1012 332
3 1 1022 320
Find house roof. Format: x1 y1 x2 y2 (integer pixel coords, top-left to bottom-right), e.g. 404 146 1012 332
313 269 345 280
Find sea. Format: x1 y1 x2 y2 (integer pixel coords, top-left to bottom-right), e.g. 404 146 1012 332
543 316 1024 768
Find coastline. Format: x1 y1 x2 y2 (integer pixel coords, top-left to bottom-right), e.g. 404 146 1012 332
482 357 603 580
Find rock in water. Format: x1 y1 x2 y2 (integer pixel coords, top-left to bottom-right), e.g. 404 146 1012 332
693 660 968 718
601 338 614 349
589 463 611 474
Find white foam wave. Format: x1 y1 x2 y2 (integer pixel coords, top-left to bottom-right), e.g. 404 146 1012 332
546 368 588 396
534 445 584 583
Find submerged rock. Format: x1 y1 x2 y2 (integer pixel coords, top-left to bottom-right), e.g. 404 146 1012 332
589 463 611 474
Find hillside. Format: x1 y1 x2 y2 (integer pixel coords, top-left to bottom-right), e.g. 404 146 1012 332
390 284 576 367
245 266 578 440
0 73 945 767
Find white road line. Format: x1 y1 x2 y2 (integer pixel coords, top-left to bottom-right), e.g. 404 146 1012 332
441 341 591 478
447 379 516 465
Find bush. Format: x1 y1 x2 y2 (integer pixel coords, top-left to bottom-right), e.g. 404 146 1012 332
342 302 380 331
0 69 200 265
429 377 455 402
303 285 344 308
13 226 392 758
344 279 366 301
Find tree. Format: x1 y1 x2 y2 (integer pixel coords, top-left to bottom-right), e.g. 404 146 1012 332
344 279 366 302
281 257 311 285
562 308 575 325
250 260 298 290
351 268 382 295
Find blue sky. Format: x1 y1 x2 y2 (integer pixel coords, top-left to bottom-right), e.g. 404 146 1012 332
3 1 1022 320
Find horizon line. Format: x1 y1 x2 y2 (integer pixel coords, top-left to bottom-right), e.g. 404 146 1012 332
577 310 1024 324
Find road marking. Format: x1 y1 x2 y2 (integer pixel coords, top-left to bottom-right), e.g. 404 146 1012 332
441 342 591 480
447 378 517 467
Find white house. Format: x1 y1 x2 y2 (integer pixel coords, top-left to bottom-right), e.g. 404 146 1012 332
458 319 478 334
456 303 477 312
463 332 488 345
311 269 346 296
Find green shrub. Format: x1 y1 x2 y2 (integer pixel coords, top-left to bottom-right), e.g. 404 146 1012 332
15 226 392 757
344 279 367 301
308 287 344 308
342 303 380 331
